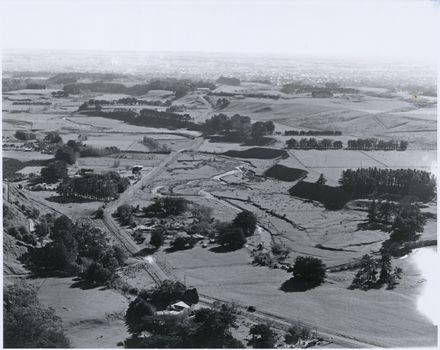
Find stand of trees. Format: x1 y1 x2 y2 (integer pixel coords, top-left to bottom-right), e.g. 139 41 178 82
40 160 68 183
347 138 408 151
286 138 343 150
339 168 436 203
28 216 127 285
285 130 342 136
65 78 215 97
57 171 130 201
216 210 257 250
141 136 171 153
349 253 402 290
143 197 188 218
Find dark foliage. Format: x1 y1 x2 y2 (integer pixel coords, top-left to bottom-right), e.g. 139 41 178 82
286 137 343 150
55 145 77 165
150 229 165 249
143 197 187 218
281 256 326 291
284 129 342 136
217 226 247 250
248 323 277 348
347 138 408 151
232 210 257 237
44 131 63 144
40 161 68 183
57 171 129 201
4 283 71 348
339 168 436 203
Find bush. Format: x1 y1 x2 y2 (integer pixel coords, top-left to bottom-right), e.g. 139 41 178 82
252 252 276 267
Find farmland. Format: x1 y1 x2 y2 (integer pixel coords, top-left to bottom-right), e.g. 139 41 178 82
2 61 437 348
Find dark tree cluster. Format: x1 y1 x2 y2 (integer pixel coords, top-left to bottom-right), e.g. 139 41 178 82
28 216 127 285
339 168 436 203
248 323 277 348
55 145 77 164
347 138 408 151
143 197 188 218
44 131 63 144
286 138 343 150
4 282 71 348
381 202 427 256
116 204 136 226
281 256 326 292
81 108 197 130
8 225 37 246
40 160 68 183
281 81 359 94
15 130 36 140
349 253 402 290
57 171 130 201
141 136 171 153
66 78 214 98
284 129 342 136
216 210 258 251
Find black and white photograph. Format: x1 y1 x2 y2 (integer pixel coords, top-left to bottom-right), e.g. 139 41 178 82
1 0 438 348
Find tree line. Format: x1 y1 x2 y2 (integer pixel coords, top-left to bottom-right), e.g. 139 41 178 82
286 137 408 150
347 138 408 151
284 129 342 136
27 216 127 286
339 168 436 203
64 78 215 98
57 171 130 201
286 138 343 149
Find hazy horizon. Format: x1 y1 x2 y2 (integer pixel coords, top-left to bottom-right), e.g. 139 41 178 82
1 0 438 60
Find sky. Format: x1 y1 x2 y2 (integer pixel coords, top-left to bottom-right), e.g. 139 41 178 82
0 0 439 60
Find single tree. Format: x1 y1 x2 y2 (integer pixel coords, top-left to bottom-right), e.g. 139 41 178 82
232 210 257 237
150 229 165 249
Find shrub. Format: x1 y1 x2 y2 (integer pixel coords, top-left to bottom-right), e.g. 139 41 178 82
252 252 276 267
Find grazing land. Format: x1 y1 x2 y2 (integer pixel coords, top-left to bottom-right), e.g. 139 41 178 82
2 53 437 348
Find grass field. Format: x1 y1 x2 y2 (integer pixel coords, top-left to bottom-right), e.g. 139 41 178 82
30 277 129 348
